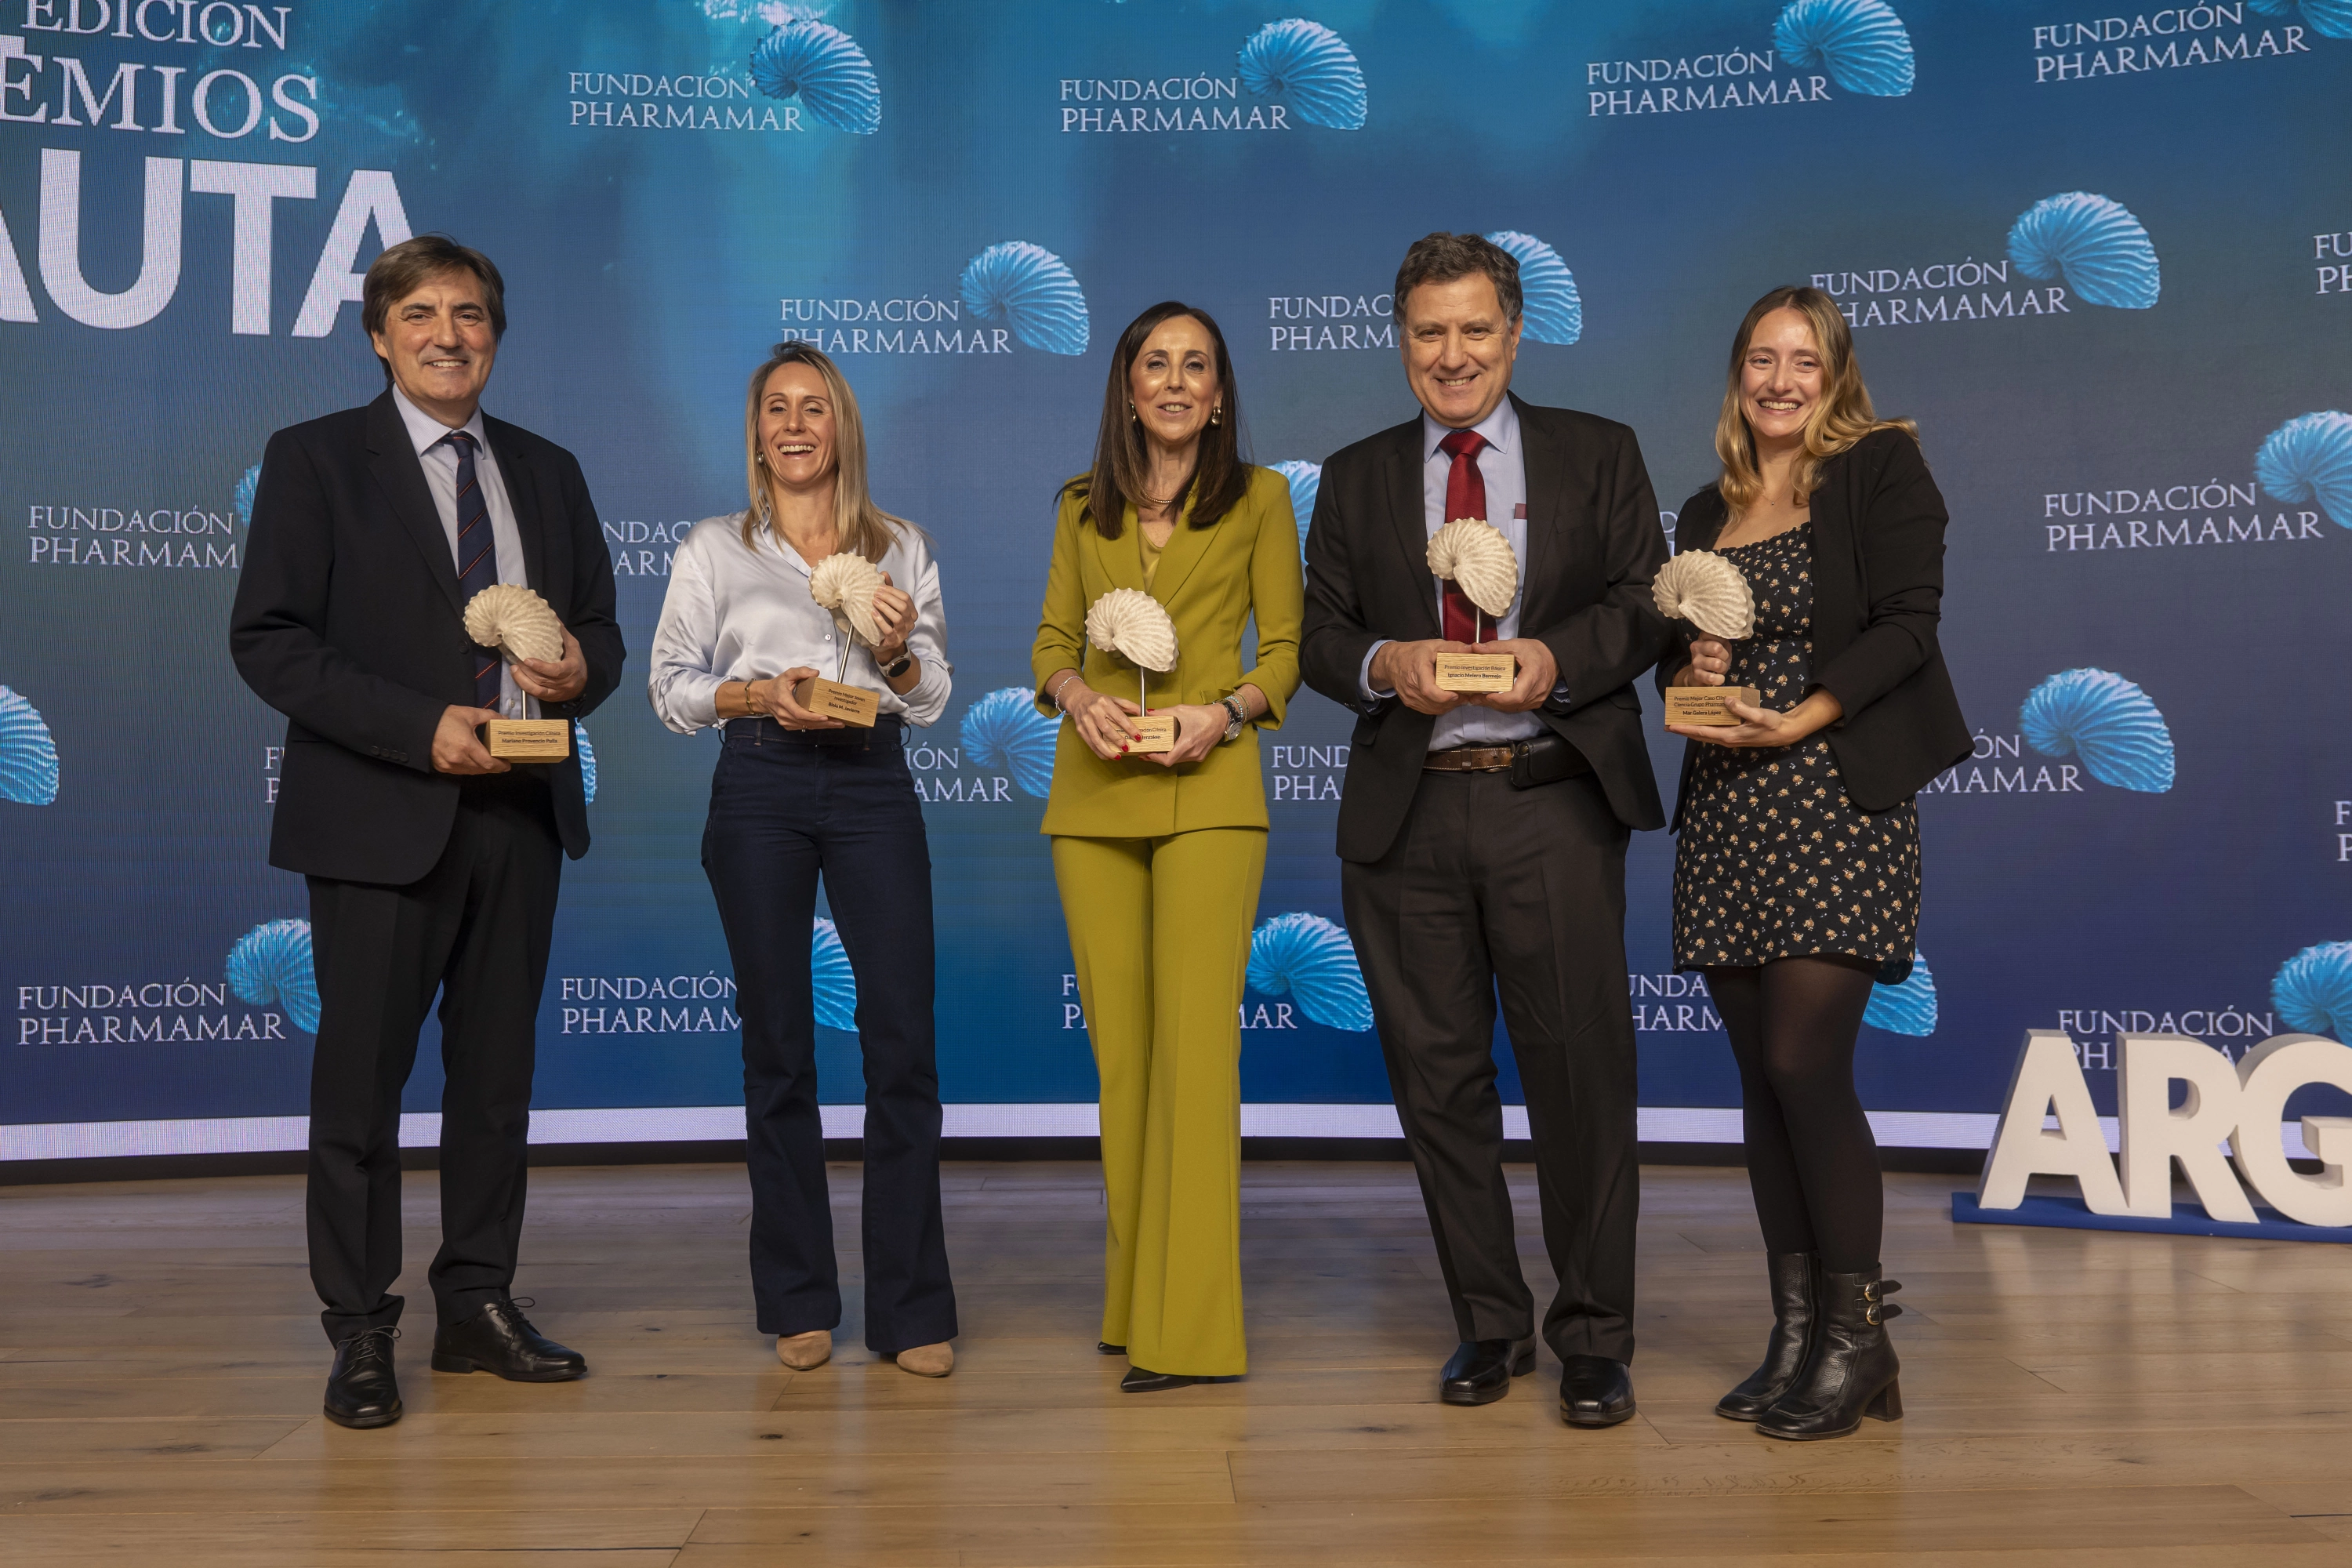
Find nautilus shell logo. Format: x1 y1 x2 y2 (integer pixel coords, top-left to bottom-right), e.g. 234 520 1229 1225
960 242 1090 356
2250 0 2352 38
750 16 880 134
1269 462 1321 551
0 685 60 805
1237 19 1368 130
811 917 857 1031
1247 913 1374 1032
2274 942 2352 1039
960 688 1058 799
2007 194 2160 310
233 462 261 526
2255 412 2352 529
1864 955 1936 1036
575 723 597 804
1773 0 1917 96
226 917 320 1033
2020 669 2175 793
1483 230 1582 347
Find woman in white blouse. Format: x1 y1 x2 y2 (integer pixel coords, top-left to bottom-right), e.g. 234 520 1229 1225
648 342 958 1379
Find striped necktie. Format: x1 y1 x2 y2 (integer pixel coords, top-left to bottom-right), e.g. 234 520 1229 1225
444 430 505 709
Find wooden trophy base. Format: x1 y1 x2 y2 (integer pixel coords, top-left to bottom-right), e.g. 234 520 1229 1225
1663 686 1759 727
794 676 880 728
485 718 572 762
1433 651 1517 693
1127 713 1178 754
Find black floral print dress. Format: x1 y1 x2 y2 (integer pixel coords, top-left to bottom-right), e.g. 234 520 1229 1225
1671 522 1921 977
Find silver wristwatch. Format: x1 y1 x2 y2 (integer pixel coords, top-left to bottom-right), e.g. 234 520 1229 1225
1218 694 1247 742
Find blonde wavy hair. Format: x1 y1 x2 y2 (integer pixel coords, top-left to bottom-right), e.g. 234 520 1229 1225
1714 286 1916 513
740 340 906 560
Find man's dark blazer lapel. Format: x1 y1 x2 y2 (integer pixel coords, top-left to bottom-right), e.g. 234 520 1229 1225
1516 394 1568 628
486 416 549 598
1380 421 1440 639
365 392 465 615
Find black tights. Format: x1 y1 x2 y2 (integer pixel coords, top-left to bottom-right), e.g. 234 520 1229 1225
1706 957 1883 1274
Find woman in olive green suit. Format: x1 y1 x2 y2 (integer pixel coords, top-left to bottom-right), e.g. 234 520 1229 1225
1031 301 1303 1392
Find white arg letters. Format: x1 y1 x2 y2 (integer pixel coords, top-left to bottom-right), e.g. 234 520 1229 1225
1980 1029 2352 1228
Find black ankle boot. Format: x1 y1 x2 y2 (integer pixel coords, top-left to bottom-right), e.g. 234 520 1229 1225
1715 1251 1817 1421
1755 1267 1903 1441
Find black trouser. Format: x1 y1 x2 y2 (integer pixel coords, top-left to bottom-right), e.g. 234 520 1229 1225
702 717 957 1354
304 774 561 1345
1341 768 1640 1363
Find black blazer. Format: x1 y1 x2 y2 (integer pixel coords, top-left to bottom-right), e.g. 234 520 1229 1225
1301 394 1672 863
1662 427 1969 829
230 393 625 885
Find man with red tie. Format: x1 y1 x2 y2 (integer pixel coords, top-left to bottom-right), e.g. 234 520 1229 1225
1300 232 1670 1426
231 236 624 1428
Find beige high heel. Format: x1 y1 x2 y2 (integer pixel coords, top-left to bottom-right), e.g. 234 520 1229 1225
893 1341 955 1377
775 1329 832 1370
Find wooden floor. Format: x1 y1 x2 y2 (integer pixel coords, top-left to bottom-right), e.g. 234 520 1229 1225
4 1161 2352 1566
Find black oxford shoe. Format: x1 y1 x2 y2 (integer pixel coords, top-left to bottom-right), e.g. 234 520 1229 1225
1439 1337 1537 1406
324 1325 402 1429
431 1297 586 1382
1559 1354 1636 1428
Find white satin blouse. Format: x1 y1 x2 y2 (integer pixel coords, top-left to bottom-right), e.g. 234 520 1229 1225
647 511 952 733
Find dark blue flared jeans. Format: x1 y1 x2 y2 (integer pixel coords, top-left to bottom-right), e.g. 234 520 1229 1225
701 716 957 1352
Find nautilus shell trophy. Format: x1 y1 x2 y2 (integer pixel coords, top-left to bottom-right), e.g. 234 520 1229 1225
1083 588 1180 754
1084 588 1178 673
1426 517 1519 622
793 551 888 728
1651 550 1755 641
462 583 564 665
1425 518 1519 693
808 552 887 648
459 585 572 758
1653 552 1760 728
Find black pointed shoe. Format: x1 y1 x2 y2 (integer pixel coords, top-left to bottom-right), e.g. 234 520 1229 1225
324 1325 402 1429
1755 1269 1904 1441
1717 1252 1820 1421
431 1297 586 1382
1440 1337 1537 1406
1097 1341 1126 1356
1558 1354 1636 1428
1120 1366 1205 1392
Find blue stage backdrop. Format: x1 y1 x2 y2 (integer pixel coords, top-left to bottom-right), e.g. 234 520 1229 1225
5 0 2350 1157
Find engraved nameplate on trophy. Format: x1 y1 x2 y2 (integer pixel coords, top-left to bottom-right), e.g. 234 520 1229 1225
1432 651 1517 693
1127 713 1178 753
1661 686 1762 727
485 716 572 760
793 675 881 728
1426 517 1521 695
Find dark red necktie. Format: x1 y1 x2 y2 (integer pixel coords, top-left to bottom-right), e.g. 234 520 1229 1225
1437 428 1496 644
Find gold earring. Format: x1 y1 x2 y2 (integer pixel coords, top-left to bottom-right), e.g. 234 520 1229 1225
1128 400 1138 421
1210 405 1222 426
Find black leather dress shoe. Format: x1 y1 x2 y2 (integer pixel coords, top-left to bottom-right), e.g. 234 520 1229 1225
1559 1354 1635 1428
1120 1366 1204 1392
1439 1337 1537 1406
324 1325 402 1429
431 1297 586 1382
1097 1341 1126 1356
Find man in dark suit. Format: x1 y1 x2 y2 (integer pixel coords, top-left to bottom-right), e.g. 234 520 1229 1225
1301 233 1669 1426
230 236 624 1429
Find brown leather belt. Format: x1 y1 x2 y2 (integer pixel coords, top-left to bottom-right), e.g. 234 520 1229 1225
1422 745 1519 773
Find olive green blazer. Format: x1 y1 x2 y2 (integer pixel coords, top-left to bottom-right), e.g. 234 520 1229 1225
1029 465 1304 838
